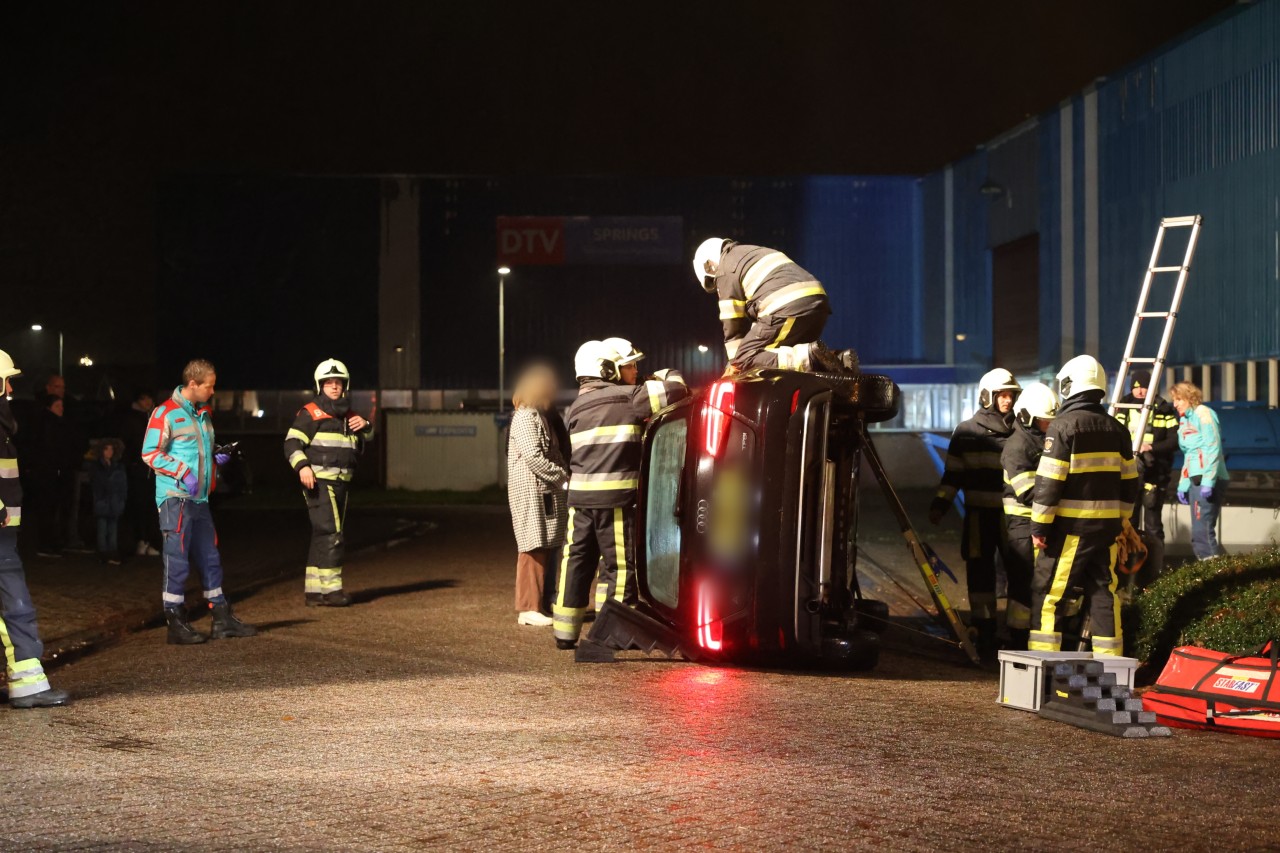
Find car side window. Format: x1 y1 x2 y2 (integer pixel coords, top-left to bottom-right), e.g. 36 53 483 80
645 418 687 609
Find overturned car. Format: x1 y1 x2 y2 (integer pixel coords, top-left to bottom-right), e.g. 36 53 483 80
579 368 904 669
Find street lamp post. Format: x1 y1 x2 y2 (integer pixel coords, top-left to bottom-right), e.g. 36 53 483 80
497 266 510 412
31 324 63 376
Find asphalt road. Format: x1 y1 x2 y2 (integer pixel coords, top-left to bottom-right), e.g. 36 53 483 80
4 507 1278 851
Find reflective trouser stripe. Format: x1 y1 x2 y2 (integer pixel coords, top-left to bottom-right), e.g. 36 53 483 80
757 282 826 316
612 508 627 605
767 317 796 347
553 512 587 640
328 486 343 534
0 615 49 698
1 506 19 527
1032 533 1081 651
1093 540 1121 655
305 567 343 594
1006 599 1032 631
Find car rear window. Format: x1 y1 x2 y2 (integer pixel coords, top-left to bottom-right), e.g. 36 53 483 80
645 417 686 609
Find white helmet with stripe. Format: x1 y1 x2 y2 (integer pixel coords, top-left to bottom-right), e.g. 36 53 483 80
1056 354 1108 399
693 237 726 293
978 367 1021 409
1013 382 1058 427
313 358 350 394
601 337 644 367
574 340 621 381
0 350 21 383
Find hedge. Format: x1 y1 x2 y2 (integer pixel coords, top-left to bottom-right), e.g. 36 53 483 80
1128 546 1280 666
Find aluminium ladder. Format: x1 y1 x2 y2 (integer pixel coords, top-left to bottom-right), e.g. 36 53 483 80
1108 215 1203 449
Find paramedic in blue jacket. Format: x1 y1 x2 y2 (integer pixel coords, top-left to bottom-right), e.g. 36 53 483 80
141 359 257 644
1170 381 1229 560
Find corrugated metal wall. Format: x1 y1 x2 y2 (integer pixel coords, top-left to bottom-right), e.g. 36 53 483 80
933 0 1279 377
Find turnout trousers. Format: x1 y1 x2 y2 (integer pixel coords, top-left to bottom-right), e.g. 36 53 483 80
159 498 227 609
1029 531 1122 656
731 311 828 371
1002 520 1035 637
552 506 636 643
304 481 348 595
962 506 1007 622
0 528 51 700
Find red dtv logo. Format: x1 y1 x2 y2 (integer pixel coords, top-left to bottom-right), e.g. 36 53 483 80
497 217 565 265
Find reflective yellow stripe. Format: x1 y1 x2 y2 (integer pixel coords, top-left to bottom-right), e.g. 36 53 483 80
0 614 17 670
327 485 342 534
718 299 746 320
1121 457 1139 480
741 252 792 298
1037 456 1069 481
312 466 353 482
286 428 311 444
1008 468 1039 494
0 458 18 478
1031 502 1057 525
724 338 741 359
645 380 669 414
1069 452 1124 473
612 507 627 603
1037 534 1079 644
757 281 826 316
288 451 310 468
570 425 641 449
568 479 640 492
555 508 575 609
1054 499 1130 519
768 316 796 347
310 436 359 448
1002 498 1033 517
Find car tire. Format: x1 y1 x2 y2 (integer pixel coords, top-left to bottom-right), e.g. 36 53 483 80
811 373 900 423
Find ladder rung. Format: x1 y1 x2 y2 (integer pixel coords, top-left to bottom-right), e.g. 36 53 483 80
1112 402 1144 408
1126 358 1157 363
1137 311 1172 318
1150 265 1186 272
1161 216 1200 227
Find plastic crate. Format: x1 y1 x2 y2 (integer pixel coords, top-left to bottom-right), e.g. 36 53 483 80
998 650 1139 712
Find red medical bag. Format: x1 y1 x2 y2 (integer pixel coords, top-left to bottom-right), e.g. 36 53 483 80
1143 641 1280 737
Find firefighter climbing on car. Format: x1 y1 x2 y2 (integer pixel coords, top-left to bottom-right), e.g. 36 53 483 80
1000 381 1058 651
283 358 374 607
929 367 1020 659
552 339 689 650
1029 355 1140 656
692 237 857 375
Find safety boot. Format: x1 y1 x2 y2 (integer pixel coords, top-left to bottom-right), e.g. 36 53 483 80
555 638 577 650
306 591 352 607
808 340 845 374
165 608 207 645
210 601 258 639
10 687 71 709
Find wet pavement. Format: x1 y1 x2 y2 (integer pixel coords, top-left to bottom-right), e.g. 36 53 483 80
4 504 1279 851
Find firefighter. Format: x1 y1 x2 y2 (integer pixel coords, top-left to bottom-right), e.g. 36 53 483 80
0 350 70 707
142 359 257 644
1000 382 1058 651
283 359 374 607
1112 370 1178 541
692 237 855 374
928 367 1021 658
552 339 689 649
1029 355 1140 656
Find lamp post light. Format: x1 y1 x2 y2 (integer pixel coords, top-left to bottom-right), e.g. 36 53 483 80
31 324 63 376
497 266 511 412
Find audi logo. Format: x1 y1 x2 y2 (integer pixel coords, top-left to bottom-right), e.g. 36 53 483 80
696 499 710 533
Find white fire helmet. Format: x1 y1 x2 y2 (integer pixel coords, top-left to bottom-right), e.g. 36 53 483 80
0 350 21 383
1013 382 1059 428
1056 354 1108 399
314 358 350 395
978 368 1021 409
601 337 644 367
574 340 621 381
693 237 727 293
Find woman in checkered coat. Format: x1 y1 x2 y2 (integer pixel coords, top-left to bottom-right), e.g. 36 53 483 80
506 364 570 627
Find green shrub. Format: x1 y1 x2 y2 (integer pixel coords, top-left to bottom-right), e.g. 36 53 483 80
1128 547 1280 666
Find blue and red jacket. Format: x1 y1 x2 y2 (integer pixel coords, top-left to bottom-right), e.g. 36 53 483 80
141 387 217 506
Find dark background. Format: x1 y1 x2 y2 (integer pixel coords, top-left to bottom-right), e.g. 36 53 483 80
0 1 1236 393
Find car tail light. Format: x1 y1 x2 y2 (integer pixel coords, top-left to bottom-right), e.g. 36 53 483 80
696 579 724 651
703 380 735 457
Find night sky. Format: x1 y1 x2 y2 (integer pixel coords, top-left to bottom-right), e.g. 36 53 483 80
0 1 1237 388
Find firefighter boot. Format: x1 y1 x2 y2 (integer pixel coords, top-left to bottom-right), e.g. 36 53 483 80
10 687 71 709
306 590 352 607
210 602 258 639
808 340 845 374
165 607 207 645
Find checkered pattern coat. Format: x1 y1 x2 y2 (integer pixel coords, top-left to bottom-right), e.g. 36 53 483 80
507 407 570 553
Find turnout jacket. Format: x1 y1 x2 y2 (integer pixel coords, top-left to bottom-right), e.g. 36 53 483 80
1113 393 1178 485
283 396 374 483
0 398 22 527
565 376 688 509
1177 403 1230 493
1030 394 1140 541
141 387 217 506
1001 421 1046 530
932 407 1015 515
713 242 829 360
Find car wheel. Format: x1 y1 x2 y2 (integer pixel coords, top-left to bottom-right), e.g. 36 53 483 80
812 373 900 423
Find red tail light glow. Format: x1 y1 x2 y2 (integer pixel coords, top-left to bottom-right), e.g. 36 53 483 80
696 579 724 651
703 380 735 457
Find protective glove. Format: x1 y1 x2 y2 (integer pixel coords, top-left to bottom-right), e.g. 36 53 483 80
181 471 199 497
651 368 685 385
214 452 231 466
1177 490 1189 505
1200 485 1215 501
